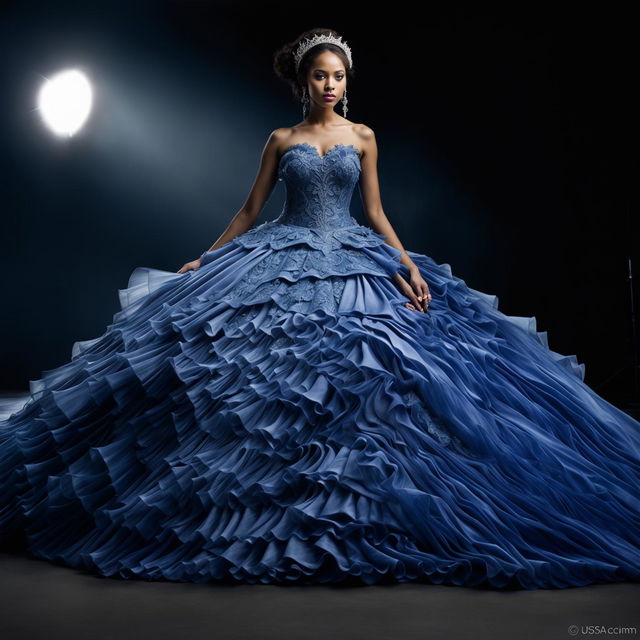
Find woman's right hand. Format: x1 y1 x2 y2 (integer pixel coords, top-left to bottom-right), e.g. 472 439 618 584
394 272 428 312
177 258 202 274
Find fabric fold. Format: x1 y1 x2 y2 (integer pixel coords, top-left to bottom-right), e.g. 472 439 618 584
1 228 638 589
1 139 638 588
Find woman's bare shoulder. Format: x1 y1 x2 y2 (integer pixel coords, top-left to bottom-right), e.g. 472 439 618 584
353 122 375 141
351 123 376 158
267 126 302 153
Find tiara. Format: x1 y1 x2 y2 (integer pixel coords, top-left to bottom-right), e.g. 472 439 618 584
293 33 353 71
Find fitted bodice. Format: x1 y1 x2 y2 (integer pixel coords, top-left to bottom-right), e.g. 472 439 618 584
274 142 362 230
201 140 402 277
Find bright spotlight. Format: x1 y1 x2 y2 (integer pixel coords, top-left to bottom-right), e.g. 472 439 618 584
37 69 93 137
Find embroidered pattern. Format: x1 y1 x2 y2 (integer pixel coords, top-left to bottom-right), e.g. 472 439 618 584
274 144 362 230
402 389 470 451
205 144 403 316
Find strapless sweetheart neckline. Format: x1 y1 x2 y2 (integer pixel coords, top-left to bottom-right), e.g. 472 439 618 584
281 141 362 162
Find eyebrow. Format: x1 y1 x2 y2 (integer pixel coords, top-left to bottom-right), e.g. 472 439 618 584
312 68 345 73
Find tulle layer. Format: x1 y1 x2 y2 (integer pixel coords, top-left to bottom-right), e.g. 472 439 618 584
1 233 639 589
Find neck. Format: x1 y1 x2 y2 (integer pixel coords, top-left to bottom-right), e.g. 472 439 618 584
305 104 342 127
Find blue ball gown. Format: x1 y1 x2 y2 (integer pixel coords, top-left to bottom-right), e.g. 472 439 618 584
1 141 639 589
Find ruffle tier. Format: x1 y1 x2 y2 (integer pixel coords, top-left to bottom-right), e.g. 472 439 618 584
1 224 639 588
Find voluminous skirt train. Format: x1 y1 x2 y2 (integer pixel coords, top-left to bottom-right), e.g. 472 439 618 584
0 220 639 588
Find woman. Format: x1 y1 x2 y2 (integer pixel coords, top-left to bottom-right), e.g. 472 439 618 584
1 27 639 589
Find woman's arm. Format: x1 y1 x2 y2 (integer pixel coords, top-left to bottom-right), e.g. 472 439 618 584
357 127 419 275
201 130 284 253
202 208 254 254
175 130 284 275
357 126 431 311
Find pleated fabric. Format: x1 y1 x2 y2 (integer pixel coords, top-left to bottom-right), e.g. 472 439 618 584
1 142 638 588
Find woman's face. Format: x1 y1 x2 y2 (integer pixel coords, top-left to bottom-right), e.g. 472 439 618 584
305 51 346 109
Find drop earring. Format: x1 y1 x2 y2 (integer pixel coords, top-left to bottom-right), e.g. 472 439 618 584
342 88 348 118
301 86 310 119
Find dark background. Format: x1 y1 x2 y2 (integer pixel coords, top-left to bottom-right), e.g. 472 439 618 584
0 1 636 409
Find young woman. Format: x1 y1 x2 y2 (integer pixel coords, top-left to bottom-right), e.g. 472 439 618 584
1 27 639 589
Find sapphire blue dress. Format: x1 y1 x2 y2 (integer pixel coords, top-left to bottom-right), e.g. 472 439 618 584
1 141 639 589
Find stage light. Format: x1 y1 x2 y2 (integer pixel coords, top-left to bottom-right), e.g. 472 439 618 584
37 69 92 137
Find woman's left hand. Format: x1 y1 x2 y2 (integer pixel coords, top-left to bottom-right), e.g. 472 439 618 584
406 268 432 312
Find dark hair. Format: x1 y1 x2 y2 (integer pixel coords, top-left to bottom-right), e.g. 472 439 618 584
273 27 355 102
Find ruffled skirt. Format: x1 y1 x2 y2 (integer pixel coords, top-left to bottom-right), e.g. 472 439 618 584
1 220 639 588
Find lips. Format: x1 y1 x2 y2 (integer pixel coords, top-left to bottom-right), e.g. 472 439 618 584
323 94 335 98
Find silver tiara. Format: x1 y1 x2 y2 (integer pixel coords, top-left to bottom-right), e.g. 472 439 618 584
293 33 353 71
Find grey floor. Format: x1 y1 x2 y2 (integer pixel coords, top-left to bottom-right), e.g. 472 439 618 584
0 550 638 640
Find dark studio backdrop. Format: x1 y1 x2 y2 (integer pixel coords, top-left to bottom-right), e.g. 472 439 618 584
0 1 636 411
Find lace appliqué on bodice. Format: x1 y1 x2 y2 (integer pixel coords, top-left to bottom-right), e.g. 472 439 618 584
200 143 404 316
274 143 362 230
